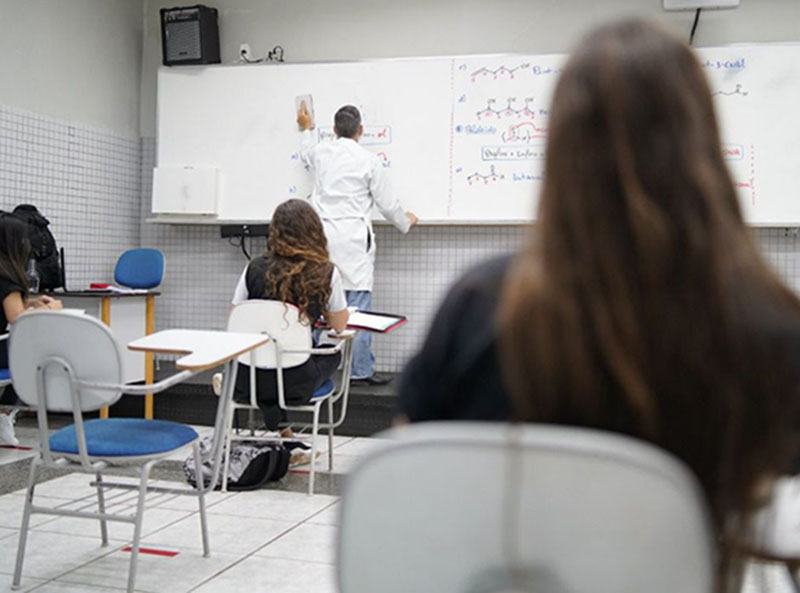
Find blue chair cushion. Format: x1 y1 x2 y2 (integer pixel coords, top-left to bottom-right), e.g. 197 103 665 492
114 248 164 289
310 379 334 400
0 368 10 381
50 418 197 457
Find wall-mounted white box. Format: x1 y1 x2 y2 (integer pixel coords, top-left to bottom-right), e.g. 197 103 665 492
152 167 219 215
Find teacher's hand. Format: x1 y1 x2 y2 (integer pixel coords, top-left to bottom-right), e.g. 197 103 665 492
406 212 419 227
297 102 312 131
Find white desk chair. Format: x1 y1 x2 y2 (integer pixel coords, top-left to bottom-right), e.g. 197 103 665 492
338 422 715 593
9 312 213 593
222 300 354 495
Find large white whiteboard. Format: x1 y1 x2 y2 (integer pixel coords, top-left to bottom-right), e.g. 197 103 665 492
156 44 800 225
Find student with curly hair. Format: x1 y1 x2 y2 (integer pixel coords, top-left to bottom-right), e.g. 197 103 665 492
230 199 348 432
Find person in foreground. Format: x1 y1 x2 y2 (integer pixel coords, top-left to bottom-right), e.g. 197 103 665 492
0 213 61 446
400 19 800 593
230 199 348 450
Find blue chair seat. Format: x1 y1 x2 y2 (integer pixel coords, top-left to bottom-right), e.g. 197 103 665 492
50 418 198 457
310 379 334 400
0 368 10 382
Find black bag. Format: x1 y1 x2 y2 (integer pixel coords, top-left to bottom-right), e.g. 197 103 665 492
184 436 291 491
12 205 61 290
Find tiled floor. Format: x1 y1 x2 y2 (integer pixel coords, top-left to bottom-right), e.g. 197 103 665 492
0 423 389 593
0 424 797 593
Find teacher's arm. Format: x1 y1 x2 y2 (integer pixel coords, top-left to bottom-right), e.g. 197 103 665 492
297 103 317 169
369 159 416 233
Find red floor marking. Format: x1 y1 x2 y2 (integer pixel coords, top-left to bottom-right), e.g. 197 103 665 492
122 546 180 557
0 445 32 450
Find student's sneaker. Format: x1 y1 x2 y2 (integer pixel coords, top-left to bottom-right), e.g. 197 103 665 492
212 373 223 396
0 410 19 447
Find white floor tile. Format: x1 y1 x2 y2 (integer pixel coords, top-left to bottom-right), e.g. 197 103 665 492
0 574 48 592
150 490 235 513
330 437 390 457
32 507 192 542
11 474 104 501
208 490 337 523
0 495 62 529
306 502 340 526
142 512 295 555
254 523 336 564
315 454 365 475
0 531 117 580
192 556 337 593
24 582 125 593
56 547 240 593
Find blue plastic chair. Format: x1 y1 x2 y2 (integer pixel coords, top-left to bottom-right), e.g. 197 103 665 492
114 248 165 289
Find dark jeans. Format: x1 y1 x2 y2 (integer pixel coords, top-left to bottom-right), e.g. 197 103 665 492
233 348 341 430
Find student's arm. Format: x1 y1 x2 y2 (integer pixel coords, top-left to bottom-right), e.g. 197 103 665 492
3 293 25 324
325 308 349 333
28 295 62 311
297 104 317 169
1 292 61 326
369 159 416 233
231 266 249 306
323 267 349 333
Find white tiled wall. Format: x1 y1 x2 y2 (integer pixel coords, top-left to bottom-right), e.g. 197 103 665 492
0 104 141 287
5 124 800 373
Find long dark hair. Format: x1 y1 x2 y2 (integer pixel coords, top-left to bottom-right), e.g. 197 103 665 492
264 199 333 322
499 19 800 592
0 213 30 296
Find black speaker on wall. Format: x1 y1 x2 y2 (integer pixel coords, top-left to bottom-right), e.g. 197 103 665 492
160 5 221 66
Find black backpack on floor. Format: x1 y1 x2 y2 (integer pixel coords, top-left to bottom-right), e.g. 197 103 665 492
184 437 291 491
12 205 61 290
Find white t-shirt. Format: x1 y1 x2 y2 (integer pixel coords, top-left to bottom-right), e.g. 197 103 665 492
231 262 348 315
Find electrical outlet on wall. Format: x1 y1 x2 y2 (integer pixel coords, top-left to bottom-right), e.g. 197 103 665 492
239 43 251 60
664 0 739 9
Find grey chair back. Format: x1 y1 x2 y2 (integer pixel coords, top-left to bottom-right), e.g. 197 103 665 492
338 422 714 593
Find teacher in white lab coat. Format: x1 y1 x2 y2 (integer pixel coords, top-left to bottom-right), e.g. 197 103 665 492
297 104 418 385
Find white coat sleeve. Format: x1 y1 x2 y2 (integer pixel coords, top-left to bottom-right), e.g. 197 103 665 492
369 158 411 234
299 129 317 170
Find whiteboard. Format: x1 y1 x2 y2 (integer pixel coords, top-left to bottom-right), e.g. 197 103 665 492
156 44 800 225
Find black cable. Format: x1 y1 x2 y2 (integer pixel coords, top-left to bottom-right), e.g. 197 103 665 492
689 8 702 46
241 236 251 260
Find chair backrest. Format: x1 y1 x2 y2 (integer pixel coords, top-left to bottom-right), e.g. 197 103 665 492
114 248 165 289
227 300 312 369
9 312 124 412
338 422 714 593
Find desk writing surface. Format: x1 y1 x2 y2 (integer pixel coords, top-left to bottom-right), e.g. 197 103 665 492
128 329 268 371
157 44 800 225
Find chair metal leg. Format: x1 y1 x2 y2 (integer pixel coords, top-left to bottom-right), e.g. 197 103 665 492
12 457 40 590
127 461 154 593
327 398 334 472
193 442 210 557
95 472 109 546
222 399 234 493
308 403 321 496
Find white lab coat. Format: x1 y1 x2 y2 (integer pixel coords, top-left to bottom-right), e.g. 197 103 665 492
300 130 411 291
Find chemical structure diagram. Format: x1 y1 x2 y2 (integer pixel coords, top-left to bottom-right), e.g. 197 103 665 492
466 165 504 185
376 151 391 168
501 121 548 143
476 97 536 120
469 63 530 83
712 84 749 97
